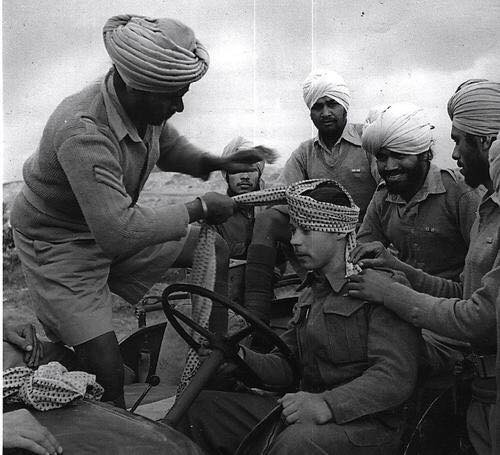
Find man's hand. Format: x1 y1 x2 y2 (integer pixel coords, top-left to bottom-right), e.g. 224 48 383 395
3 409 63 454
278 391 332 425
200 192 236 224
350 241 397 269
346 269 401 303
3 323 44 368
220 146 278 174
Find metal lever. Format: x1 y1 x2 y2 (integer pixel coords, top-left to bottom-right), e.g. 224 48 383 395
129 375 160 413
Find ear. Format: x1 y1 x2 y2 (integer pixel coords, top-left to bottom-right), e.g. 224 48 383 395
483 135 498 151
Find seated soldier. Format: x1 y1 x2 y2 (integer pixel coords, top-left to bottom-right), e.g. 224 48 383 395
179 180 419 455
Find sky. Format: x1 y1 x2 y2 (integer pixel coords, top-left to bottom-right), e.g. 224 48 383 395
2 0 500 182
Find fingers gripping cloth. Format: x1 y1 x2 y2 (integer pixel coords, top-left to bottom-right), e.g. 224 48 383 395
176 180 361 395
3 362 104 411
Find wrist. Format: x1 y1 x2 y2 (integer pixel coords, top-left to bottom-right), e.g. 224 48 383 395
185 199 204 223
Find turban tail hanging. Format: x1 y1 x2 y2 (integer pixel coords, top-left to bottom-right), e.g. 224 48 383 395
362 103 434 156
103 15 209 92
302 70 351 112
447 80 500 136
175 179 361 395
490 138 500 204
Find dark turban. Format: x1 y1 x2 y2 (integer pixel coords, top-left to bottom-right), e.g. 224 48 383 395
103 14 209 92
447 79 500 136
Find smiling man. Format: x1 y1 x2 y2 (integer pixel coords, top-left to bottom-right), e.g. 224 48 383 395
243 70 379 329
348 80 500 455
8 14 273 407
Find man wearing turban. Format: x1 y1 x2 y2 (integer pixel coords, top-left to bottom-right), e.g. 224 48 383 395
348 80 500 455
179 180 419 455
9 14 274 407
358 102 482 373
242 70 380 331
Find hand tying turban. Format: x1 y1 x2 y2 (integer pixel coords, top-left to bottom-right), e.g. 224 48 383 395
103 15 209 93
302 70 351 112
489 136 500 203
362 103 434 156
447 79 500 136
220 136 265 180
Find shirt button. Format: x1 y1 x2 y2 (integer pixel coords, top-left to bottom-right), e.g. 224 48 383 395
413 242 418 248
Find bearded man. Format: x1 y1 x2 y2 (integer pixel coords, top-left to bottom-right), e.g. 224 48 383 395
348 80 500 455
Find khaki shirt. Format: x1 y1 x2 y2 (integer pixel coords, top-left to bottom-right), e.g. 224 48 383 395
358 165 482 280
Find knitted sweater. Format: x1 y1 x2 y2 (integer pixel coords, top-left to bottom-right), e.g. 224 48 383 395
11 70 210 258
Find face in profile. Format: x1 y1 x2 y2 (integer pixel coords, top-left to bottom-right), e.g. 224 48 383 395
227 168 260 195
290 224 340 272
310 96 347 138
375 148 428 195
126 85 190 126
451 126 490 188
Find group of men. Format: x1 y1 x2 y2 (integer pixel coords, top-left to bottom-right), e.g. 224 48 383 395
3 12 500 455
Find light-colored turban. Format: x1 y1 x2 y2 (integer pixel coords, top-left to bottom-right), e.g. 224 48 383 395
302 70 351 112
103 14 209 92
489 136 500 203
220 136 265 180
447 80 500 136
362 103 434 155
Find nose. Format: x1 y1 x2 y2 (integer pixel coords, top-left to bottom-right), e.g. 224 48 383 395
290 230 302 246
385 156 399 171
174 97 184 113
451 145 460 162
320 105 330 117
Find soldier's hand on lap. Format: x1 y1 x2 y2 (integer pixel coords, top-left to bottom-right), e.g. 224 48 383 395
199 192 236 224
350 241 397 269
278 391 332 425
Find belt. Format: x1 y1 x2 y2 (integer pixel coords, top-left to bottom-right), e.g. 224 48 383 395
467 353 496 379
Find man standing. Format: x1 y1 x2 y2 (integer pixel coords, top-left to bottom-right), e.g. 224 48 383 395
348 79 500 455
9 15 272 406
358 102 482 372
244 70 379 324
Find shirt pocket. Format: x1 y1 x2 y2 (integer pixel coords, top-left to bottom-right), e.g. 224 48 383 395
319 298 368 364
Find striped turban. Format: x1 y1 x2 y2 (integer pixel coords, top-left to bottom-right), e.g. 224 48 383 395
362 103 434 156
302 70 351 112
220 136 265 180
103 15 209 93
447 79 500 136
489 137 500 203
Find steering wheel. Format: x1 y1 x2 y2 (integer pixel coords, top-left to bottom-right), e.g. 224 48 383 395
161 283 300 427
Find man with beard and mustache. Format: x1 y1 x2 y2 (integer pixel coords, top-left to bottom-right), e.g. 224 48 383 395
357 103 482 374
347 80 500 455
8 15 274 408
242 70 379 332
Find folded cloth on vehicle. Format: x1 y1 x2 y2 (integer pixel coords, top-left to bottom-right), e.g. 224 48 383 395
3 361 104 411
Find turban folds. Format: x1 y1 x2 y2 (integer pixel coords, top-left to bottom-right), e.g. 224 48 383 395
103 14 209 92
489 137 500 203
302 70 351 112
220 136 265 180
447 80 500 136
362 103 434 155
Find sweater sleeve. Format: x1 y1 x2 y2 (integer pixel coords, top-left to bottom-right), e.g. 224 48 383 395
382 249 500 344
156 123 212 178
56 121 189 257
321 305 419 424
278 145 308 185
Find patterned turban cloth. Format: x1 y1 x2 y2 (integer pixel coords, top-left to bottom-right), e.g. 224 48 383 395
489 136 500 204
103 14 209 92
447 79 500 136
220 136 265 181
302 70 351 112
362 103 434 156
286 179 361 276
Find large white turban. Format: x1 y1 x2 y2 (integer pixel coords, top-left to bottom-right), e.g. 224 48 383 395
302 70 351 112
362 103 434 155
447 79 500 136
103 15 209 92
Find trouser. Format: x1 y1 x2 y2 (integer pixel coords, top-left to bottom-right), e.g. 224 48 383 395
467 399 496 455
179 390 403 455
13 226 229 403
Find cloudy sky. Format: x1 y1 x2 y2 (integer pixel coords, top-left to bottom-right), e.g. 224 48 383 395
3 0 500 182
